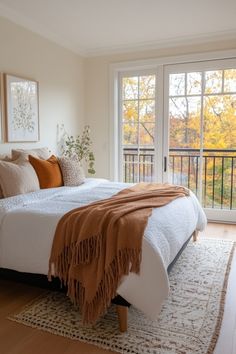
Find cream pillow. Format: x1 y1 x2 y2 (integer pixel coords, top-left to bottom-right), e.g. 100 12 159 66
12 147 50 161
0 185 3 199
0 154 12 161
58 157 85 186
0 155 13 198
0 158 40 197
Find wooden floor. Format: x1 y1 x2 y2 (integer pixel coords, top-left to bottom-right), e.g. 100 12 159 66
0 223 236 354
200 222 236 240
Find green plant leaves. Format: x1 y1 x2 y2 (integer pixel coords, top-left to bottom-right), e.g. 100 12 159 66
62 125 95 175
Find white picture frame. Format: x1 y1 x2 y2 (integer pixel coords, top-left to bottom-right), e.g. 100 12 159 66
0 74 3 142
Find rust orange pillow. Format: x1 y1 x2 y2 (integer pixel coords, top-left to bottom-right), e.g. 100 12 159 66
29 155 63 189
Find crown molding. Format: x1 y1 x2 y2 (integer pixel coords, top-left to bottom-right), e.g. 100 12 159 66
86 30 236 57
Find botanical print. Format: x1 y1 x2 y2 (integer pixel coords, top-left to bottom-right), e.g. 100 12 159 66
5 75 39 142
12 82 36 133
0 79 2 142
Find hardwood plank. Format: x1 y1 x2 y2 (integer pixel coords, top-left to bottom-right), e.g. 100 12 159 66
200 222 236 241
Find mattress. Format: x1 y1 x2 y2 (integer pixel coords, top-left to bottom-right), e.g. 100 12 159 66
0 178 207 319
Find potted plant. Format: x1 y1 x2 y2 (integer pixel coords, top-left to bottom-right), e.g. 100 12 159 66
58 125 95 175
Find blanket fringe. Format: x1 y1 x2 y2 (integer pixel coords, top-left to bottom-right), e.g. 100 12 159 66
72 232 103 265
67 248 141 324
49 233 103 282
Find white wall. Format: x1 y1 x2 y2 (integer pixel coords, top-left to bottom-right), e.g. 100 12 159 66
85 40 236 179
0 16 85 155
1 15 235 178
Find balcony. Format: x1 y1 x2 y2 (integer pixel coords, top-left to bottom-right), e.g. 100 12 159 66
123 147 236 210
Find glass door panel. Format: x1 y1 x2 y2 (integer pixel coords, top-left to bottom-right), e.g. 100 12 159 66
121 74 156 183
168 72 202 198
165 60 236 222
203 72 236 210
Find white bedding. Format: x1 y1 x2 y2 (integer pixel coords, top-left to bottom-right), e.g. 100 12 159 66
0 178 207 320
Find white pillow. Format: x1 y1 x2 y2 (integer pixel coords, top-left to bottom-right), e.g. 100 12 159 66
0 154 12 161
12 147 50 161
0 158 40 197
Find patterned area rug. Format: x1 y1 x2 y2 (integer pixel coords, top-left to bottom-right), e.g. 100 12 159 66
8 238 235 354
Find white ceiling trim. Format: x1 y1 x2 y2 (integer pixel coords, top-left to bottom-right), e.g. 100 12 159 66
86 29 236 57
0 2 236 58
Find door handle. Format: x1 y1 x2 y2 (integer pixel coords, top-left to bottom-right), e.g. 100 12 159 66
164 156 167 172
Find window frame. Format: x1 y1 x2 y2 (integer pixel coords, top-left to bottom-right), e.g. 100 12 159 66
109 49 236 222
109 49 236 182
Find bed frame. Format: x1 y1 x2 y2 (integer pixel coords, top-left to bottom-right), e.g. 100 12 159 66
0 230 199 332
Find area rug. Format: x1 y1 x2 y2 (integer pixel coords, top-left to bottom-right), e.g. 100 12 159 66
8 238 235 354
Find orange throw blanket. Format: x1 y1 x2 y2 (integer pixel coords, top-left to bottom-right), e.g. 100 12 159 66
48 183 189 324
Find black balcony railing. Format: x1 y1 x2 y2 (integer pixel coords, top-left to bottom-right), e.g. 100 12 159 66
123 147 236 210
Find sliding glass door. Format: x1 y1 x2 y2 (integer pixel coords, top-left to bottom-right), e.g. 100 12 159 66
117 58 235 221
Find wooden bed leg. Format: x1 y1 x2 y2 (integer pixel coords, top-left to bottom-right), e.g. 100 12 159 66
116 305 128 332
193 230 199 242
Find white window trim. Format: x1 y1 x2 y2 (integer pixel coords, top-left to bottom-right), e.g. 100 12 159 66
109 49 236 181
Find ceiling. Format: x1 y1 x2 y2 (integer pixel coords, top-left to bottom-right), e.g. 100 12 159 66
0 0 236 57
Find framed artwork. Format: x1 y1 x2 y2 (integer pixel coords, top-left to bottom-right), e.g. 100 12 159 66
0 74 3 142
4 74 39 142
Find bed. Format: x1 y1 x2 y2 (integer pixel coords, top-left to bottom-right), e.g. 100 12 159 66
0 178 207 330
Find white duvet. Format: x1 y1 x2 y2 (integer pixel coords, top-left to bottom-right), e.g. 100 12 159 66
0 178 206 320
